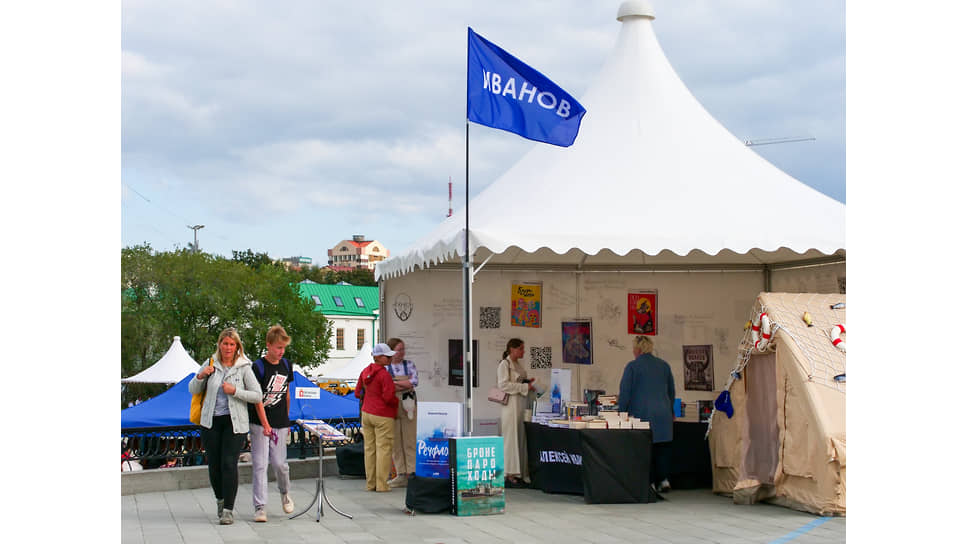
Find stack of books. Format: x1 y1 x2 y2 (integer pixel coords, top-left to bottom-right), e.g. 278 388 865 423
598 395 618 409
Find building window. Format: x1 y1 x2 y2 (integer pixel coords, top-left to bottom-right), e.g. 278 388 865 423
311 295 321 306
336 328 344 350
354 297 365 308
357 329 365 350
333 296 344 307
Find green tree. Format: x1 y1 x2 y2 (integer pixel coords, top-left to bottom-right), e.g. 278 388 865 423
121 245 333 406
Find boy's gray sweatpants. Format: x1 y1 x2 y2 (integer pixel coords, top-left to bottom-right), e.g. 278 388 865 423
249 424 291 509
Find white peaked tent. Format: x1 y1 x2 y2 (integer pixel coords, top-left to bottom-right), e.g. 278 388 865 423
121 336 201 384
313 343 372 381
377 0 844 281
374 0 845 432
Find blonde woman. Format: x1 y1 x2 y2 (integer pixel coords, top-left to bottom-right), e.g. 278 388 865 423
189 328 269 525
497 338 535 488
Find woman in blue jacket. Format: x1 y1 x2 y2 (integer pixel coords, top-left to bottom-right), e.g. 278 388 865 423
618 335 676 493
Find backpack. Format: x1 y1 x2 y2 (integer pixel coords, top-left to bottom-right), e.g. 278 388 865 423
254 357 290 381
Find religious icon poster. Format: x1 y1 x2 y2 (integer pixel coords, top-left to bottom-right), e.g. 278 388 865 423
510 282 542 328
561 320 593 365
627 290 658 335
682 344 714 391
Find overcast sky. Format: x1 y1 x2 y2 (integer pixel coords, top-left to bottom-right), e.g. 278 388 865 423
121 0 845 264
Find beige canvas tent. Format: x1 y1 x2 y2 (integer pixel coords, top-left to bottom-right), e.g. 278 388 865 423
708 292 846 516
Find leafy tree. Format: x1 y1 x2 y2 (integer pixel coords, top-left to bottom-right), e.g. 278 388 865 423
121 245 333 407
232 249 277 271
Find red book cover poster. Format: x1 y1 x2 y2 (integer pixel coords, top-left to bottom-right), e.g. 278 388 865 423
627 291 657 335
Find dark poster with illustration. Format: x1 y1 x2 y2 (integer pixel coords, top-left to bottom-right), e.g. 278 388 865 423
682 344 714 391
561 320 593 365
627 291 658 335
448 339 480 387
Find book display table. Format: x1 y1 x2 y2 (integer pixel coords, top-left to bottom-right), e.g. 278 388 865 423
524 423 655 503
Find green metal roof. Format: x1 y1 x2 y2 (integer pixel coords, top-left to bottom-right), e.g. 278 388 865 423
297 283 379 317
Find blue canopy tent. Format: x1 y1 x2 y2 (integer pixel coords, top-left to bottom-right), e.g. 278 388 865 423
121 371 360 429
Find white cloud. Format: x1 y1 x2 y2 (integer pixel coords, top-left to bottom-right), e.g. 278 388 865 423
121 0 845 259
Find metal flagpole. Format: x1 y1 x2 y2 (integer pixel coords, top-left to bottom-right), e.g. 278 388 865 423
463 118 474 436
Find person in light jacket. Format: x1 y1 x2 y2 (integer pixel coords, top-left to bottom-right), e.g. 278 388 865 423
385 337 419 488
189 327 268 525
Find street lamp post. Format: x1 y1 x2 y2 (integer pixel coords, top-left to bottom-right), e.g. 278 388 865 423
188 224 205 253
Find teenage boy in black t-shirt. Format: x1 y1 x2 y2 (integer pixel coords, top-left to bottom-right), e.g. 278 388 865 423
248 325 296 522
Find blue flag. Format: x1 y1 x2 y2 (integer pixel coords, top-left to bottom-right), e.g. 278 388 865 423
467 27 586 147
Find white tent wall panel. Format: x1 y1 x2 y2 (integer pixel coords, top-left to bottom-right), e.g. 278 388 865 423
770 263 846 294
382 267 780 425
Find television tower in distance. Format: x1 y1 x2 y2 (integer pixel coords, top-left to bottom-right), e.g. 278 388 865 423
447 177 453 217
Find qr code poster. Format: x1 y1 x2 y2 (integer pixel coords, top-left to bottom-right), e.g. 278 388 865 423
511 282 542 328
530 346 552 369
479 307 501 329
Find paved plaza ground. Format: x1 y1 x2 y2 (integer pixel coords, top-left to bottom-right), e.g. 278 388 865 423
121 475 846 543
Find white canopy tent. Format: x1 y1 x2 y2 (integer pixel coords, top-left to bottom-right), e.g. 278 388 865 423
376 0 844 282
121 336 201 384
374 0 845 434
311 343 372 382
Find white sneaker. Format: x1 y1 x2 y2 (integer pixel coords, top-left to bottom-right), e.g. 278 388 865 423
253 508 267 523
659 479 671 492
387 475 408 488
281 493 295 514
219 509 234 525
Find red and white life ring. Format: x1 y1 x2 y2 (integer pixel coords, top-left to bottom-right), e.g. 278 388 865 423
751 312 772 352
830 324 846 352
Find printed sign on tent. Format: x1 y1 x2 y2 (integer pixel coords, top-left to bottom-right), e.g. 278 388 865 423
682 345 714 391
561 320 592 365
628 290 658 335
511 282 542 328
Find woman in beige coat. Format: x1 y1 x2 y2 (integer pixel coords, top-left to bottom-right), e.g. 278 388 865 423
497 338 535 487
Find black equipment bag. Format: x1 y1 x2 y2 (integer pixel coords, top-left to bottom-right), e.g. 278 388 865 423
335 441 365 478
405 473 450 514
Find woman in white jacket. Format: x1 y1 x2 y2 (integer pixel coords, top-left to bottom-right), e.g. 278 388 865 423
497 338 535 488
189 328 268 525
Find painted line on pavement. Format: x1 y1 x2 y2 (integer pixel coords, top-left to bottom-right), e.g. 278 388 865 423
768 517 834 544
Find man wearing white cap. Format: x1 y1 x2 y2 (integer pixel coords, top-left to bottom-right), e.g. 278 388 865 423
353 343 400 492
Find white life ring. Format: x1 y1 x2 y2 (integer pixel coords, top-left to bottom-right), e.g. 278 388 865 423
751 312 772 352
830 324 846 352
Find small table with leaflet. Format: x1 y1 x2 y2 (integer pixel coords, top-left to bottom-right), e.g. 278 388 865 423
290 419 354 521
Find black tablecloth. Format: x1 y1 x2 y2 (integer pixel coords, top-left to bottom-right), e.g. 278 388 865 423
525 423 584 494
578 428 653 504
524 422 656 504
668 421 712 489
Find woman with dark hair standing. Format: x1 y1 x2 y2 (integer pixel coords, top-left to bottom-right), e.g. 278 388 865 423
189 328 269 525
497 338 535 488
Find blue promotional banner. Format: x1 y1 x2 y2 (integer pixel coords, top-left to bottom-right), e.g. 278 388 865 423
415 402 464 479
467 27 586 147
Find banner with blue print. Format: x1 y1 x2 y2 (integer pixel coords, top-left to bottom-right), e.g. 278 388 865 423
466 27 586 147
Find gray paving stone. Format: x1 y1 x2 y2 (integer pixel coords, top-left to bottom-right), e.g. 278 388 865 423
122 479 847 544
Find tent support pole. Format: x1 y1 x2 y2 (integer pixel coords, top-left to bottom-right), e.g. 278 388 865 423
463 118 474 436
